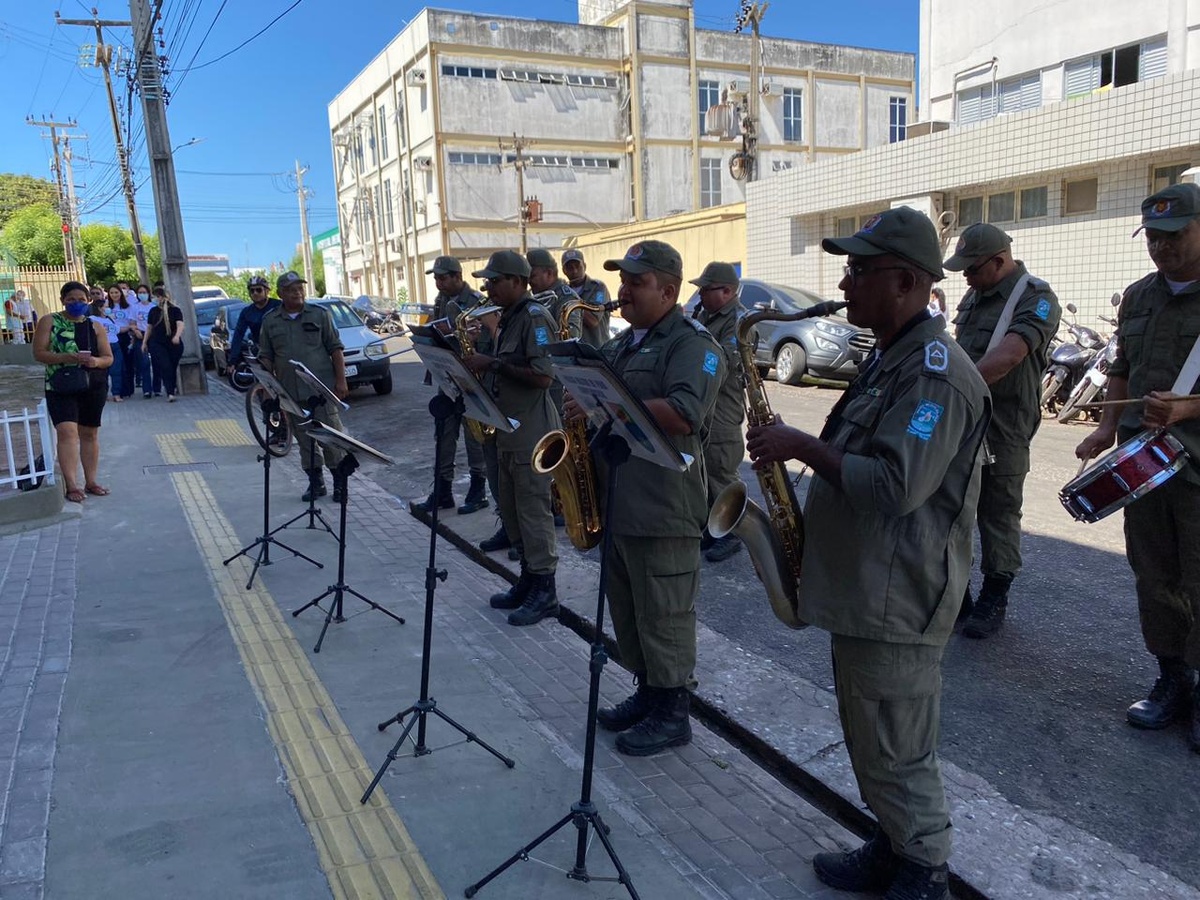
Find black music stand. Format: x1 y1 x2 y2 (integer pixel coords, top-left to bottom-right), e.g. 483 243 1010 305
223 370 323 590
465 349 691 899
360 343 520 801
290 423 405 652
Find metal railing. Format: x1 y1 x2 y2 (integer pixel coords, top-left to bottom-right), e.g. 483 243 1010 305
0 400 56 491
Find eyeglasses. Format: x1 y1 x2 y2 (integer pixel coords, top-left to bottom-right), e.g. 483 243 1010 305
963 255 1001 277
842 262 913 282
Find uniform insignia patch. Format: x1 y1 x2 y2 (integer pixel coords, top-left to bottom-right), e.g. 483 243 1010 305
1035 298 1051 320
907 400 944 441
535 326 550 345
860 214 883 233
703 351 719 376
1149 199 1173 218
924 340 949 373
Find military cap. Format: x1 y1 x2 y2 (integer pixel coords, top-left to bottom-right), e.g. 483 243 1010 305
1133 182 1200 236
525 248 557 270
821 207 944 280
561 248 585 265
943 223 1013 271
276 271 306 290
472 250 532 280
603 240 683 279
688 261 741 288
425 256 463 275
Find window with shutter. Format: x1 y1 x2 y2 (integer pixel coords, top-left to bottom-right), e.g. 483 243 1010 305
1065 57 1098 98
1140 39 1168 81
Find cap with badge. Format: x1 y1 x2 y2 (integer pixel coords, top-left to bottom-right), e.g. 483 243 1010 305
562 248 585 265
276 271 306 290
425 255 463 275
604 240 683 279
526 248 557 270
942 223 1012 272
688 261 740 288
472 249 532 280
1133 182 1200 236
821 207 945 280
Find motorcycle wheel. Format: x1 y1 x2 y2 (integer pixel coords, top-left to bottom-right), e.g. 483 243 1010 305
1040 370 1065 409
245 383 294 457
1056 380 1101 424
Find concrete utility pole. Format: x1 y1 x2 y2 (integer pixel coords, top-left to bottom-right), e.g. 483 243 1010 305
56 11 149 285
26 116 83 276
499 135 531 253
129 0 206 394
62 136 85 273
734 1 768 183
294 160 315 288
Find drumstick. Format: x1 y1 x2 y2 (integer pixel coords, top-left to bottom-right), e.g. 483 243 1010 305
1077 393 1200 410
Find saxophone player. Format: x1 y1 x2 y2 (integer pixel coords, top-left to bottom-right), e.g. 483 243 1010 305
745 209 989 899
689 261 745 564
563 240 723 756
463 251 562 627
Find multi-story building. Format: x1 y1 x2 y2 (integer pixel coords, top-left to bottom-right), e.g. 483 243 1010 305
327 0 913 303
749 0 1200 319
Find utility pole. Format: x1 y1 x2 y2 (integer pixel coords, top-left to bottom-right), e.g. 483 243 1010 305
62 135 87 275
130 0 207 395
734 1 768 183
499 134 532 253
294 160 315 288
56 10 149 285
26 116 83 277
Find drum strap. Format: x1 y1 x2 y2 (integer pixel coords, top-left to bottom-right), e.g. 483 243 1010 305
984 273 1032 353
1170 332 1200 395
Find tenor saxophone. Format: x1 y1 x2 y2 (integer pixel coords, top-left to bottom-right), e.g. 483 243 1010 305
530 299 616 551
455 307 495 442
707 300 848 629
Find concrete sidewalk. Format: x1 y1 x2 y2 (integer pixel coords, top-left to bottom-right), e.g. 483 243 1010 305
0 386 876 900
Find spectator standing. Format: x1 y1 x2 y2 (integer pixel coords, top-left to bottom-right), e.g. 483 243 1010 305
143 287 184 401
89 292 124 402
130 284 155 396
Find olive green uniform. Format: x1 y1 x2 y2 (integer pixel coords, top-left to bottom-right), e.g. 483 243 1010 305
538 280 583 411
800 313 990 867
572 277 612 347
598 307 723 689
258 303 346 472
1109 273 1200 669
486 295 561 575
952 263 1060 579
433 285 487 485
694 300 745 503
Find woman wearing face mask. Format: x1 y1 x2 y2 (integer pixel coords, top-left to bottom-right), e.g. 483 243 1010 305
89 288 125 402
32 281 114 502
130 284 155 397
142 287 184 401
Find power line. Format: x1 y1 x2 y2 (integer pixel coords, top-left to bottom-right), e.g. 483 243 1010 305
171 0 304 76
171 0 229 94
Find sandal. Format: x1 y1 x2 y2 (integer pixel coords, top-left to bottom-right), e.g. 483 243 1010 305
65 488 86 503
85 484 111 497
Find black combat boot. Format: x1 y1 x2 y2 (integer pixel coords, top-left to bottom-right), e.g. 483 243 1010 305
457 475 489 514
330 469 344 504
479 523 512 552
1190 684 1200 753
883 859 950 900
699 527 716 553
411 479 454 514
1127 657 1196 729
489 567 531 610
704 534 742 563
961 574 1012 639
507 573 559 626
956 584 973 625
597 674 652 732
813 829 899 893
301 469 327 502
615 687 692 756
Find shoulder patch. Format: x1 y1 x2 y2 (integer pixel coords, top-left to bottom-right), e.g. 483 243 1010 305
534 325 550 346
907 399 944 442
703 350 720 376
683 317 709 334
1035 297 1052 320
923 339 949 373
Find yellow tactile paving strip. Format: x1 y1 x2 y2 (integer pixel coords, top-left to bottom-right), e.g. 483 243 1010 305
155 425 445 900
197 417 256 447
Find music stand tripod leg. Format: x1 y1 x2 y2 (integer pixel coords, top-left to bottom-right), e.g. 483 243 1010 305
267 414 337 539
464 430 639 899
360 393 514 806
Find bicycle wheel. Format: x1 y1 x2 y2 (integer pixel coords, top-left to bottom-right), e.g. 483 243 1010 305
245 383 294 457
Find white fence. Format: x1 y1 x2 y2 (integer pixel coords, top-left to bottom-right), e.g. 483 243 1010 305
1 400 56 491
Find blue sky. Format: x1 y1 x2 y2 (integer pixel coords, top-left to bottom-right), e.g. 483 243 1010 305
2 1 917 270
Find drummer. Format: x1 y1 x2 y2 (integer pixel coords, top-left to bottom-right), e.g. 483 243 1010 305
1075 182 1200 753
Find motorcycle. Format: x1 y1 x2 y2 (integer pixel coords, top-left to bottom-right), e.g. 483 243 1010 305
1056 294 1122 423
1040 300 1108 417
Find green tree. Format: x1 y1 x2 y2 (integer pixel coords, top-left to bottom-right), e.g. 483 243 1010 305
0 203 65 266
0 174 58 230
288 250 326 297
112 234 162 286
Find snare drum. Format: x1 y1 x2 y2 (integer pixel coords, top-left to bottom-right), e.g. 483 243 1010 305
1059 429 1189 523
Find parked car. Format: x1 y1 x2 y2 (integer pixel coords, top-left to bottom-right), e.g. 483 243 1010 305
209 301 249 373
191 286 230 303
684 278 873 384
308 298 394 395
194 297 234 368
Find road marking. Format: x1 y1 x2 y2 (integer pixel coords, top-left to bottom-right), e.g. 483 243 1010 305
156 431 444 900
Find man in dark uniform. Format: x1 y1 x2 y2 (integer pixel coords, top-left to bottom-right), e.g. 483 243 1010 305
944 223 1061 638
227 275 281 374
689 261 745 563
1076 183 1200 752
746 208 989 900
562 248 612 346
563 240 723 756
257 271 349 502
463 250 562 627
413 256 491 517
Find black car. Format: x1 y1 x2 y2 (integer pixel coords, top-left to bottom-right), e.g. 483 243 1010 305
209 302 248 373
684 279 873 384
195 298 234 368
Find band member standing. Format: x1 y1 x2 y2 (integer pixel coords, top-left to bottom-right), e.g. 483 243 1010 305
463 251 561 627
565 240 722 756
689 261 745 563
746 209 989 899
562 248 612 347
1075 183 1200 752
944 223 1060 638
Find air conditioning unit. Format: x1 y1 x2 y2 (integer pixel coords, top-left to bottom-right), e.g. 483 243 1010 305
760 82 784 98
406 68 428 86
727 79 749 96
414 156 434 171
